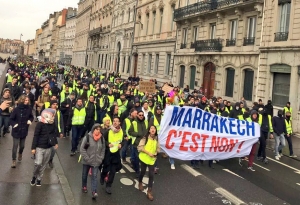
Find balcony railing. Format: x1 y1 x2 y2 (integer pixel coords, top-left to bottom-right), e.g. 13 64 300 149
180 43 187 49
226 39 236 46
243 37 255 46
190 42 196 48
88 27 102 37
174 0 263 20
274 32 288 42
194 38 223 52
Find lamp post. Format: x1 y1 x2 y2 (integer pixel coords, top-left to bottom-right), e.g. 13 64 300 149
19 34 23 56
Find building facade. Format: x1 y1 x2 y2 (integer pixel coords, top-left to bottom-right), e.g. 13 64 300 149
24 39 35 56
173 0 263 101
64 9 77 64
257 0 300 131
57 25 66 62
72 0 92 67
87 0 114 71
132 0 177 82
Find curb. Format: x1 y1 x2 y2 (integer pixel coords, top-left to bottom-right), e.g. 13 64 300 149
266 146 300 162
53 153 75 205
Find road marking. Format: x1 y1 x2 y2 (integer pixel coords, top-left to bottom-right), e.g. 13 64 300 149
181 164 202 177
119 169 126 173
121 162 135 173
223 169 244 179
215 188 246 205
245 160 271 171
296 183 300 186
120 178 133 185
267 157 300 174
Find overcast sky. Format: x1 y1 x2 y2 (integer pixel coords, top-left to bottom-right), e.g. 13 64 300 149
0 0 78 41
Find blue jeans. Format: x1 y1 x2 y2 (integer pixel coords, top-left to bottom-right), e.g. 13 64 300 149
274 133 286 156
0 115 10 132
82 165 99 192
285 135 294 155
121 139 132 160
132 147 139 173
97 110 106 124
169 158 175 165
71 125 84 152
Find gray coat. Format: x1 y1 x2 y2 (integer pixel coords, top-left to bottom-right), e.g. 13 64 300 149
80 130 105 167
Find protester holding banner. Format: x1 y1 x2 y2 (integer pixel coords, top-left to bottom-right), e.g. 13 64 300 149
137 125 160 201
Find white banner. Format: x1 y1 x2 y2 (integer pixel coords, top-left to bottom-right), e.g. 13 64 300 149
158 106 260 160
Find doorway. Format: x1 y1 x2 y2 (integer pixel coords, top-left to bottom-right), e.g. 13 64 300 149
179 65 186 88
202 62 216 99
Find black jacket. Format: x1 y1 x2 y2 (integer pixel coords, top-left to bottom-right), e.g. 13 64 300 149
4 83 20 101
128 118 148 147
60 98 76 116
31 122 58 149
10 104 34 138
272 116 286 135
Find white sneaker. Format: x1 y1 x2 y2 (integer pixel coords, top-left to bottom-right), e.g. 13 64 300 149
290 155 297 158
171 164 175 170
279 153 283 157
275 155 280 160
247 166 255 172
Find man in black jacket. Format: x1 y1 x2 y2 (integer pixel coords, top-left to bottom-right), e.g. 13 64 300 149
272 110 286 160
60 92 76 137
229 102 243 120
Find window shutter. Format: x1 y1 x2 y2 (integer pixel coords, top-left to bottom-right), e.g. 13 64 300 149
225 68 235 97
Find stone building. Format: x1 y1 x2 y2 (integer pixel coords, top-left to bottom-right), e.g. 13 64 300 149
132 0 177 82
24 39 35 56
173 0 264 101
72 0 92 67
64 9 77 64
87 0 114 71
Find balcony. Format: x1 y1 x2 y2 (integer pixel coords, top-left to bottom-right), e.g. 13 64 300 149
88 27 102 37
274 32 288 42
194 38 223 52
243 37 255 46
226 39 236 46
180 43 187 49
174 0 263 21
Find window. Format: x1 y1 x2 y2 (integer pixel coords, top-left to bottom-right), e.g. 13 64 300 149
272 73 290 107
247 17 256 38
104 54 107 69
142 54 145 71
146 14 149 35
182 28 187 44
210 23 216 39
190 66 196 89
279 2 291 33
243 69 254 101
154 54 159 74
192 26 198 42
138 16 142 36
98 54 100 67
128 8 131 22
100 54 103 68
171 6 175 31
165 54 171 75
148 54 152 73
127 56 131 73
225 68 235 97
229 19 237 39
159 10 163 33
152 12 156 34
122 56 126 73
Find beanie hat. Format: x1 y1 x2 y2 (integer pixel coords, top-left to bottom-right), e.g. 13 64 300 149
3 88 10 94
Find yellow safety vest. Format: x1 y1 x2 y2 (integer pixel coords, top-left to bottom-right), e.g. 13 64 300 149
117 99 128 114
258 114 273 132
139 138 157 165
45 102 50 108
60 91 69 103
107 95 114 110
72 108 86 125
283 107 292 117
131 120 148 145
125 118 133 139
153 115 161 133
7 74 13 83
108 129 123 153
285 119 292 135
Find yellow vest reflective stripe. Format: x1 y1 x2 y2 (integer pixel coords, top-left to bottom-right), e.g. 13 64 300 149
139 138 157 165
258 114 273 132
285 119 292 134
125 118 132 139
45 102 50 108
108 129 123 153
237 115 244 120
132 120 148 144
57 111 61 133
99 97 105 108
72 108 86 125
153 116 161 133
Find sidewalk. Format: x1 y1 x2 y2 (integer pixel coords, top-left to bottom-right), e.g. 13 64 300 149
0 122 67 205
266 134 300 161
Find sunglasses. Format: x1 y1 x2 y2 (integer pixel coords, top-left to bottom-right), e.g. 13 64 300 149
138 114 144 117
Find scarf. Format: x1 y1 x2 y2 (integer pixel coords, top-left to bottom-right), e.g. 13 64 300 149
110 125 121 133
93 132 101 141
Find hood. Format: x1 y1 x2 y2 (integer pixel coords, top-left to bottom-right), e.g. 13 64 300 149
250 110 258 121
88 123 101 135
